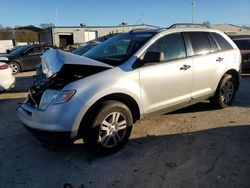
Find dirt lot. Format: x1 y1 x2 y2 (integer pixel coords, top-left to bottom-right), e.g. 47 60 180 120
1 71 250 188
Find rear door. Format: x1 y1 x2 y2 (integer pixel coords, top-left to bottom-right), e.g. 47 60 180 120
185 32 227 100
139 32 193 115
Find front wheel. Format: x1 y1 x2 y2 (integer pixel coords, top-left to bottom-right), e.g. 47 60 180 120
84 100 133 155
210 74 236 108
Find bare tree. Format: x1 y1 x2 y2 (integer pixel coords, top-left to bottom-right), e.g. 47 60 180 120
202 21 211 26
5 26 13 29
40 23 55 29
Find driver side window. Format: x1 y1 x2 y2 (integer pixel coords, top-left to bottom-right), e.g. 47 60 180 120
26 47 42 55
147 33 186 62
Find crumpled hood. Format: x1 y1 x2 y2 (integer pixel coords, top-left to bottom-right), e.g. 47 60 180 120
42 49 113 77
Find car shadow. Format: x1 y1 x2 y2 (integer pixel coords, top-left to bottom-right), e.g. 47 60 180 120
3 124 249 188
167 94 250 116
169 76 250 115
233 76 250 108
1 92 250 187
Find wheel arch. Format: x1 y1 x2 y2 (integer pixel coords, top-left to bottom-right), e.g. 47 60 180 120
9 61 22 72
210 69 239 108
77 93 141 138
223 69 240 91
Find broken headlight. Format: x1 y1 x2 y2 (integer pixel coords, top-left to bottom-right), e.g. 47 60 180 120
39 89 76 110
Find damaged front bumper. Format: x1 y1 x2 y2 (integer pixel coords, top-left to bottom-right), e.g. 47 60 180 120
17 98 80 143
22 123 72 143
16 48 113 143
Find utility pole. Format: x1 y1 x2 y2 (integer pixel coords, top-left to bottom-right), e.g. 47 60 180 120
192 0 195 23
12 28 16 47
56 5 59 26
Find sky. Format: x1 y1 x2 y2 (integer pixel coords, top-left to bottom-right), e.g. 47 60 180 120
0 0 250 28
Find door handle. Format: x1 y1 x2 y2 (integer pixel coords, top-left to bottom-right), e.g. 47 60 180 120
180 64 191 70
216 57 224 62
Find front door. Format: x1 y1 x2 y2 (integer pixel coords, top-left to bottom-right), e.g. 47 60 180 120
139 33 193 115
21 46 43 70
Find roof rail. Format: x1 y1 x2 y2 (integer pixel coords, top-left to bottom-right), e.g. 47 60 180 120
156 28 168 33
129 28 149 33
168 23 211 29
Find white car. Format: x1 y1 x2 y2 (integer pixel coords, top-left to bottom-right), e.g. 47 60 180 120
17 24 241 154
0 62 15 92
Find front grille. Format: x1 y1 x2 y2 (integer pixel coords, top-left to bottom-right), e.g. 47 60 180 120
26 74 70 107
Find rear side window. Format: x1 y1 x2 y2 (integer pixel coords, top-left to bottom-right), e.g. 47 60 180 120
26 47 42 55
211 32 233 51
187 32 213 55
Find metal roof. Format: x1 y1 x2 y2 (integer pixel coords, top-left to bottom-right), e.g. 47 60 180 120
15 25 43 32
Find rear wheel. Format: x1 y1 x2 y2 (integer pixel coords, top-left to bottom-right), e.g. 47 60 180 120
83 100 133 155
9 62 20 74
210 74 236 108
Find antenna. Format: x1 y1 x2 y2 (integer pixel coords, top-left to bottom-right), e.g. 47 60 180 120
130 14 144 32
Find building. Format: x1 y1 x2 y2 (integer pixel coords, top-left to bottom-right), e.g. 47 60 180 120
39 24 158 47
213 24 250 37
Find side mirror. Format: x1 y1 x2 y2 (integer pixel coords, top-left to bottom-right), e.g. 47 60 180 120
143 51 164 63
133 51 165 69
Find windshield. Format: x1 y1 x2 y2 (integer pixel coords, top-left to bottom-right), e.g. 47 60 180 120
84 33 153 66
72 43 99 55
10 45 29 56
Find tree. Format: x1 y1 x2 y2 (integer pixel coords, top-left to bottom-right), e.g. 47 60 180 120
119 22 128 26
40 23 55 29
241 25 250 29
5 26 13 29
202 21 211 26
15 25 22 29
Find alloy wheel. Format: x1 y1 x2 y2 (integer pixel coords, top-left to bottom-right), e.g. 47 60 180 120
221 80 234 104
98 112 127 148
9 63 19 74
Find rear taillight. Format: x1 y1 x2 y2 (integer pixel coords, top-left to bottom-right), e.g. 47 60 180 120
0 63 9 70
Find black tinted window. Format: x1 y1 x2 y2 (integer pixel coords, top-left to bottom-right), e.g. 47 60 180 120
9 45 29 56
211 32 233 50
188 32 212 55
26 47 42 54
233 39 250 50
147 33 186 61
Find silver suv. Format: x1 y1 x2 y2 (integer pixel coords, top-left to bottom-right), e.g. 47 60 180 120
17 24 241 154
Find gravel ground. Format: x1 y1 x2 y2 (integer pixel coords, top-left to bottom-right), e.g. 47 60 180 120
0 71 250 188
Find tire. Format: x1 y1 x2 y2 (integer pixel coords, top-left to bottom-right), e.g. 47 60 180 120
9 62 20 74
210 74 236 108
84 100 133 155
